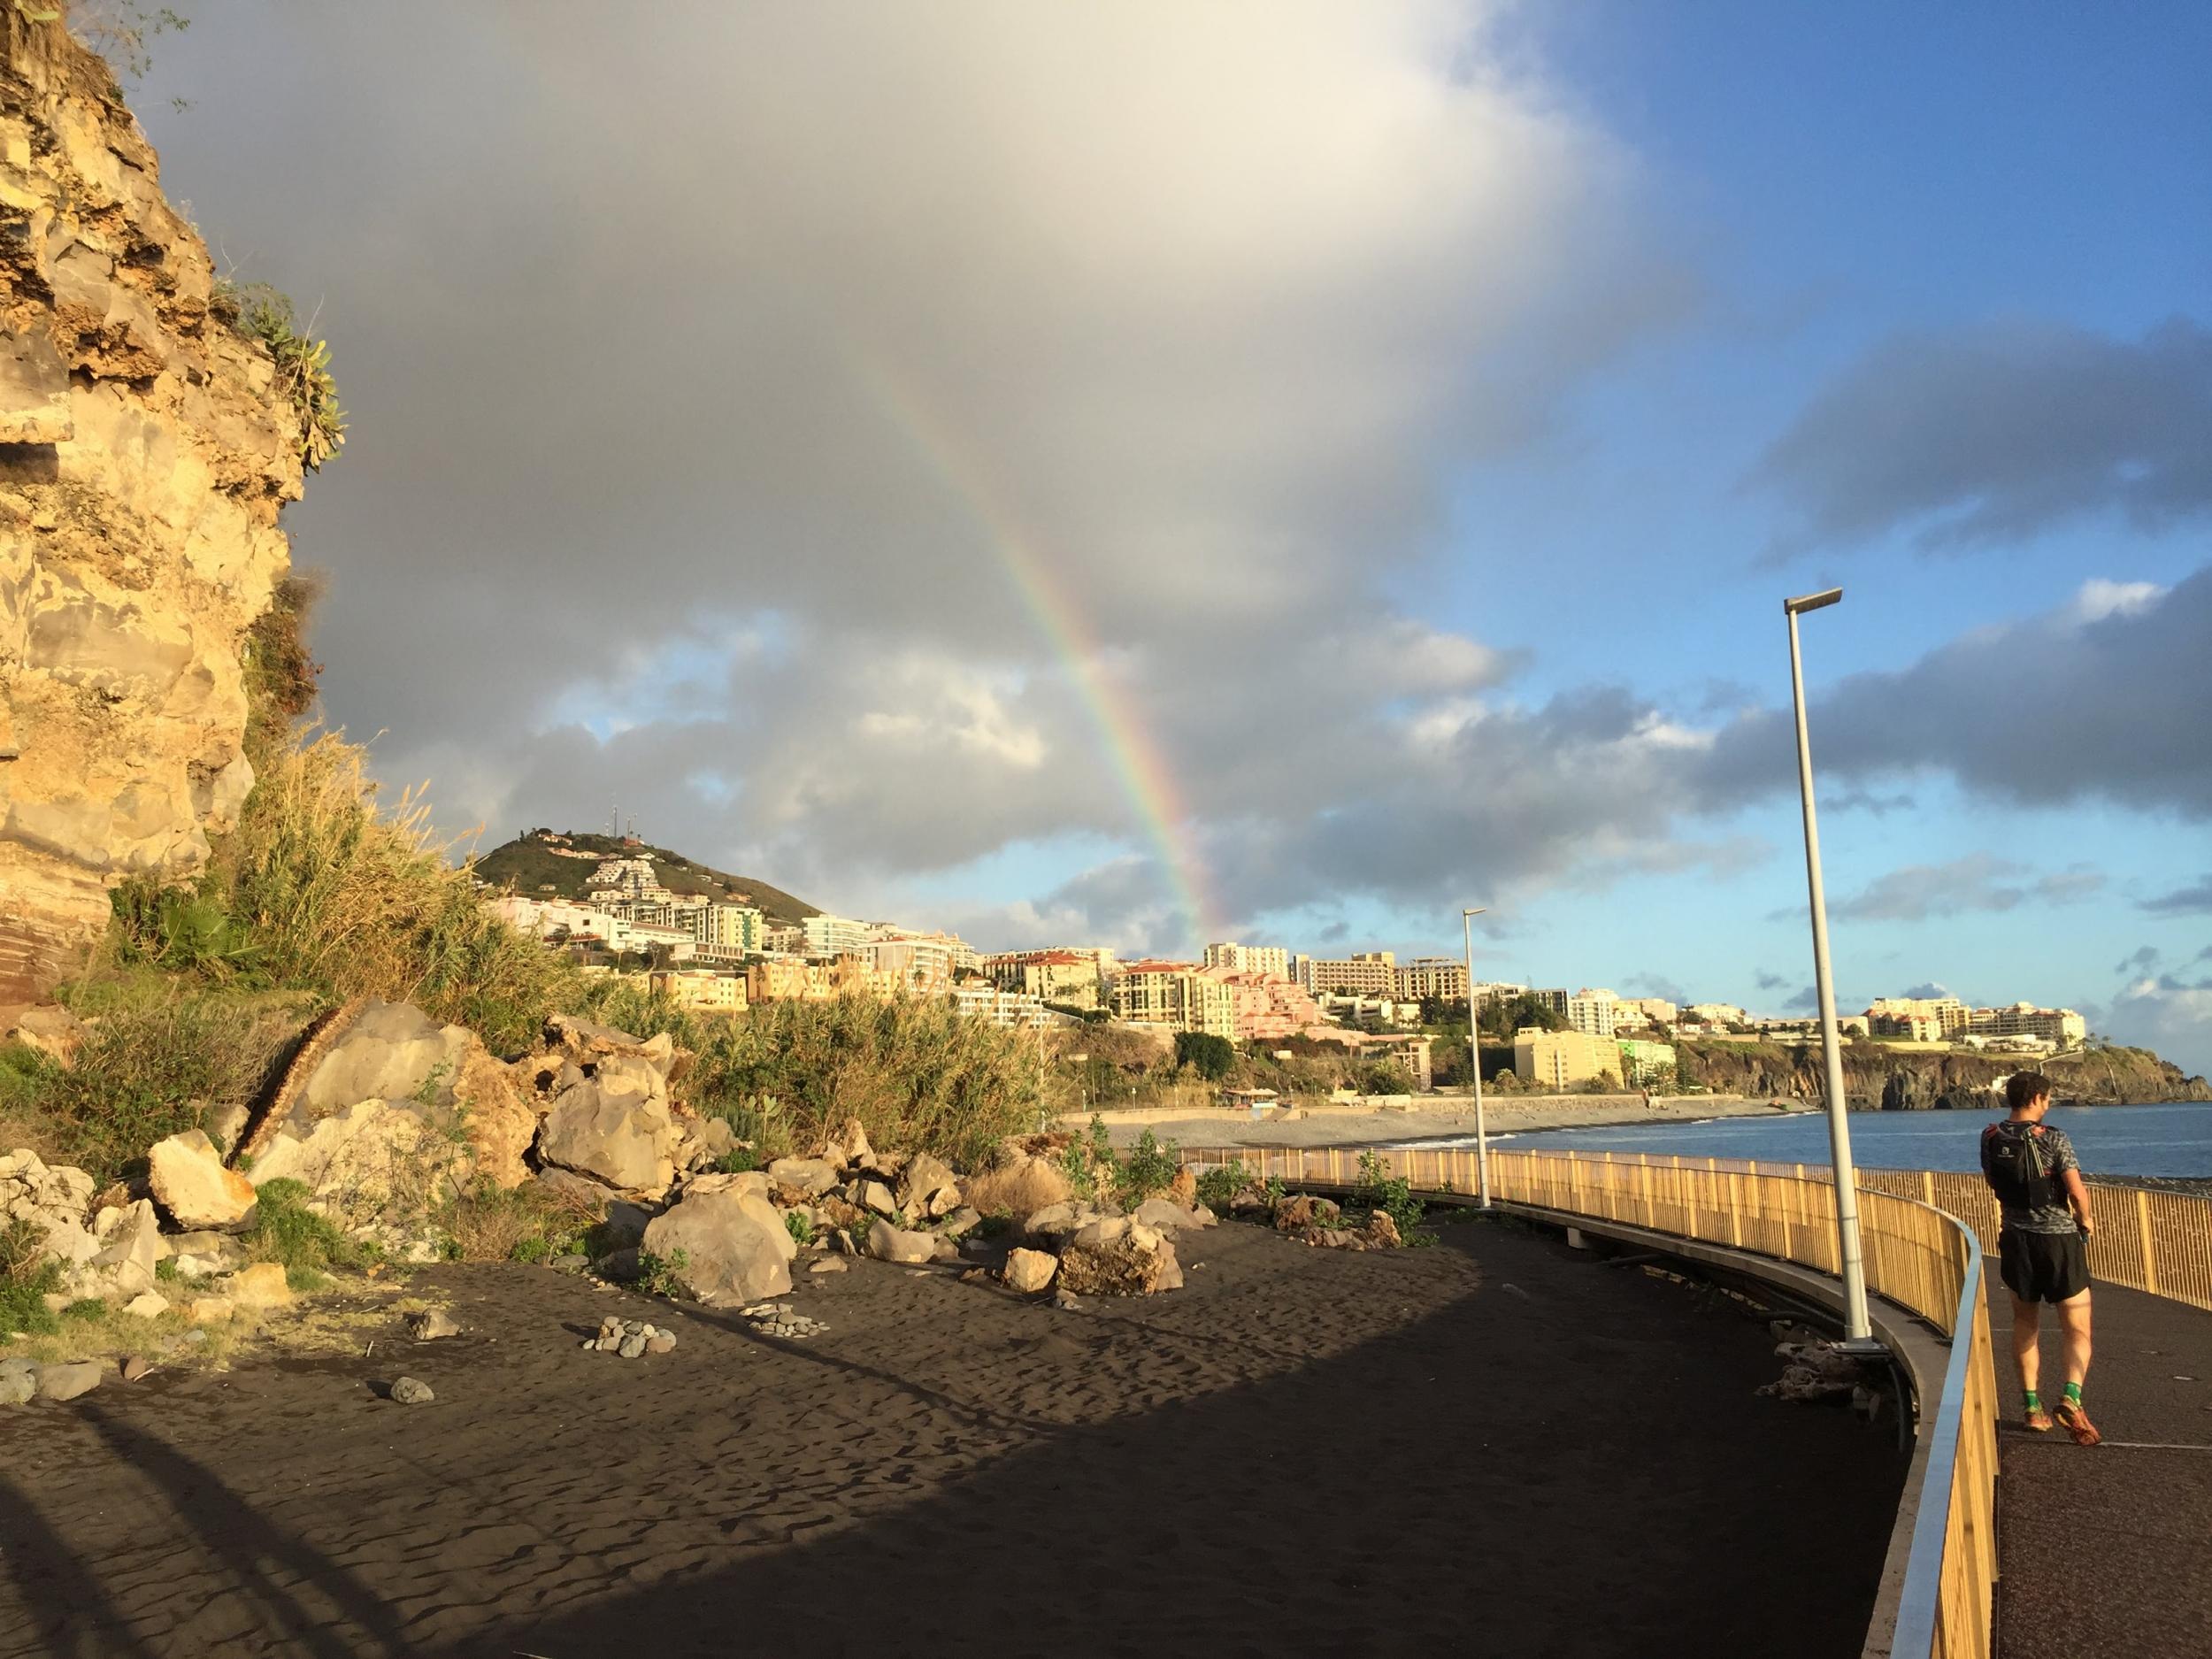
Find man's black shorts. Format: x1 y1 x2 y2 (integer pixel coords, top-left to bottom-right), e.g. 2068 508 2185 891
1999 1228 2090 1303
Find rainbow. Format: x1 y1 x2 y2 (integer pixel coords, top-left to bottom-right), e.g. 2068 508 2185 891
845 353 1216 944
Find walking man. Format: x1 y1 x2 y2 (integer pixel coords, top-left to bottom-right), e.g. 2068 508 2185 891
1981 1071 2101 1446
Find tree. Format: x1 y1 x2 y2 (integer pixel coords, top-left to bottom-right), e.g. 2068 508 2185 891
1478 991 1565 1041
1174 1031 1235 1080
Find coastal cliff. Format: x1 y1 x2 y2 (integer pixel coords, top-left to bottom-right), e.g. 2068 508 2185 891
0 13 303 1001
1675 1039 2211 1110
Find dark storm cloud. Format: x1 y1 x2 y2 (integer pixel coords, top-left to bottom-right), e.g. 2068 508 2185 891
1749 316 2212 556
1697 569 2212 818
2139 874 2212 917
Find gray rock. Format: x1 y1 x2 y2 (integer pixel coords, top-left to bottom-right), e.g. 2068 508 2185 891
388 1376 434 1405
148 1129 257 1231
856 1179 899 1217
34 1360 104 1402
897 1151 961 1216
938 1205 983 1240
550 1253 589 1274
618 1333 647 1359
300 999 472 1118
766 1156 839 1195
864 1218 938 1265
406 1310 461 1341
535 1056 675 1193
1053 1289 1082 1310
640 1187 795 1304
0 1359 35 1406
1131 1197 1214 1233
807 1256 849 1275
1067 1216 1131 1251
1003 1248 1058 1294
645 1333 676 1355
120 1355 152 1383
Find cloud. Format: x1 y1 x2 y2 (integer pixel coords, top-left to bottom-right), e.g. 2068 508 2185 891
1623 972 1690 1003
2140 874 2212 917
2115 946 2162 977
1697 570 2212 820
1898 981 1949 1000
142 2 1707 945
1754 970 1790 992
2103 975 2212 1079
1828 854 2103 923
1748 316 2212 556
1781 985 1820 1014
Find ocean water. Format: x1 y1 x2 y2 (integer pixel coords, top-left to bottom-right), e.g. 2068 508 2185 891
1447 1102 2212 1178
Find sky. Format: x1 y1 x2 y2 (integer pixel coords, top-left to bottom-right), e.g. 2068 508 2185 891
131 2 2212 1074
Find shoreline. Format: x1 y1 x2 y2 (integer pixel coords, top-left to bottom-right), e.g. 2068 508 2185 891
1085 1092 1810 1152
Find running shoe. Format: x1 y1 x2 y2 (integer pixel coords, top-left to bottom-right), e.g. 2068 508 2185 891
2024 1406 2054 1432
2055 1399 2101 1447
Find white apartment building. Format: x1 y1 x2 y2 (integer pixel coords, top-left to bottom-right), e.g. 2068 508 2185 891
951 984 1054 1029
801 914 876 958
1112 963 1237 1039
1292 952 1397 996
1567 988 1619 1040
1202 942 1290 980
1970 1002 2086 1048
1686 1002 1747 1026
693 901 764 960
1868 995 1970 1036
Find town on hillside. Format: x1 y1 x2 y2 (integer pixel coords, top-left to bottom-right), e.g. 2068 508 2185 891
484 831 2088 1095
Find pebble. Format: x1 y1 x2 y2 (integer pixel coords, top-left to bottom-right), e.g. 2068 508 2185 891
807 1257 848 1275
120 1356 152 1383
389 1376 434 1405
584 1317 677 1357
617 1333 647 1359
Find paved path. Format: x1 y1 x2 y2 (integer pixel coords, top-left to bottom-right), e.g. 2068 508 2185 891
1987 1273 2212 1658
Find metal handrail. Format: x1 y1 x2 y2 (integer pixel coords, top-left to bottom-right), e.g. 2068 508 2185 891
1887 1213 1984 1658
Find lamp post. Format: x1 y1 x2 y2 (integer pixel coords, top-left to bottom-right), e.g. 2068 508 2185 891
1784 588 1875 1348
1463 907 1490 1207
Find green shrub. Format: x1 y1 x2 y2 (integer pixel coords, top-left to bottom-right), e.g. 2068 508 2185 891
1118 1129 1179 1205
219 282 345 471
1174 1031 1235 1080
783 1210 814 1248
638 1247 690 1299
714 1147 761 1176
1194 1164 1251 1213
61 1298 107 1322
0 1219 62 1338
1351 1150 1428 1242
244 1177 358 1280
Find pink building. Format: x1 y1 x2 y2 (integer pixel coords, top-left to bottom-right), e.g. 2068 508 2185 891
1199 966 1328 1041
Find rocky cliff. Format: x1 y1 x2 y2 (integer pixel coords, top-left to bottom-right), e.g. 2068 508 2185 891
0 14 302 1002
1676 1039 2211 1110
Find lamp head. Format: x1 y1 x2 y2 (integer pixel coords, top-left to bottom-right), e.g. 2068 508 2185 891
1784 588 1844 615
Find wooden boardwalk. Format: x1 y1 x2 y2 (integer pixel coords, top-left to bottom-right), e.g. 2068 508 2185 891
1988 1274 2212 1659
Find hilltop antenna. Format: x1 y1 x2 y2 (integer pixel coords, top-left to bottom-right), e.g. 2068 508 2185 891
611 800 618 840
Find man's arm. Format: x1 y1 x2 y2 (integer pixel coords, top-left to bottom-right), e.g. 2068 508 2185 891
2060 1167 2094 1235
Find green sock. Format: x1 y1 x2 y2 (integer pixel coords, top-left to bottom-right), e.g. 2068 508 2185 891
2024 1390 2042 1413
2062 1381 2082 1406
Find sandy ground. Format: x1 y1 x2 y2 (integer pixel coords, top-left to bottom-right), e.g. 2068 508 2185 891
0 1221 1904 1659
1102 1094 1807 1151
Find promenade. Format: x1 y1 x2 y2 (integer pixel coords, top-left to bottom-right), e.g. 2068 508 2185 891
1989 1275 2212 1658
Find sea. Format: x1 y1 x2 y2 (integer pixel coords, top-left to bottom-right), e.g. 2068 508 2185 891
1436 1102 2212 1179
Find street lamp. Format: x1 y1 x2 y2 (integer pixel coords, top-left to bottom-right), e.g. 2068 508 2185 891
1462 907 1491 1208
1784 588 1877 1349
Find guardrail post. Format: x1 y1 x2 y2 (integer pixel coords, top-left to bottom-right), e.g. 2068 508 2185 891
2137 1189 2161 1297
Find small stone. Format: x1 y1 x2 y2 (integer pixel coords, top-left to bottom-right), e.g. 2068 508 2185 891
618 1333 647 1358
388 1376 434 1405
1053 1289 1082 1310
120 1356 152 1383
228 1263 294 1309
187 1296 234 1325
580 1338 595 1350
123 1291 170 1319
406 1310 461 1341
808 1256 849 1275
183 1328 209 1347
1003 1248 1058 1294
595 1334 621 1351
551 1253 589 1273
0 1360 35 1407
646 1333 676 1354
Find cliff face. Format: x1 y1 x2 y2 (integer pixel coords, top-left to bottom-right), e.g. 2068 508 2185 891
1677 1039 2211 1110
0 16 302 1001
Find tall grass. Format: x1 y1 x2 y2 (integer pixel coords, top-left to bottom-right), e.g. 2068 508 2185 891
116 732 579 1056
582 980 1044 1169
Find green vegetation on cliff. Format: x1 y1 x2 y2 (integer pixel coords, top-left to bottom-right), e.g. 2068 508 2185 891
1675 1038 2209 1109
471 833 818 926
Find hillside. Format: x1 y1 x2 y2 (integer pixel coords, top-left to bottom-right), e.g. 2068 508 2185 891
469 832 820 925
1674 1039 2211 1109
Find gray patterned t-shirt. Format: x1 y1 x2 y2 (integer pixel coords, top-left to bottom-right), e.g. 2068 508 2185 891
1982 1121 2080 1234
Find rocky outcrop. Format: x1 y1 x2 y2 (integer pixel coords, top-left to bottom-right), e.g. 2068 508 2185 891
1677 1040 2212 1110
0 14 308 1002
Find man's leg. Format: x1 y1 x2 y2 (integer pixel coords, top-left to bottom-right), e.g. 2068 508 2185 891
2011 1294 2043 1397
2055 1290 2100 1446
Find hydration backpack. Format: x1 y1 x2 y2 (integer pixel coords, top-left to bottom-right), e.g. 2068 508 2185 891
1981 1123 2056 1211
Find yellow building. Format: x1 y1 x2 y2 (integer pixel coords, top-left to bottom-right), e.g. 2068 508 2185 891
1513 1028 1624 1089
1110 963 1237 1039
648 969 749 1014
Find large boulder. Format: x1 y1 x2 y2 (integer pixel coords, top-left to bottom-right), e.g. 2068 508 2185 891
640 1187 794 1304
1003 1247 1058 1294
1058 1234 1181 1297
534 1056 674 1194
767 1156 839 1197
543 1014 689 1085
292 1000 534 1188
65 1198 161 1299
897 1152 962 1218
149 1130 257 1230
1130 1197 1215 1234
0 1148 98 1265
248 1100 467 1227
1 1005 88 1068
227 1263 294 1309
864 1218 939 1265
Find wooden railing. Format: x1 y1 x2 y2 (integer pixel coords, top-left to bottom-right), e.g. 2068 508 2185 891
1186 1143 2000 1659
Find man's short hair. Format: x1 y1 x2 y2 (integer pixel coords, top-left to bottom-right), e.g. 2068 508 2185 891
2004 1071 2054 1111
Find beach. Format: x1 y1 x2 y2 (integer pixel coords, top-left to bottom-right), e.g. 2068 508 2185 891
1 1219 1903 1658
1092 1092 1805 1152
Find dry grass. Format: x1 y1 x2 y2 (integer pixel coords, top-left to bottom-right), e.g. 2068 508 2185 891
438 1179 601 1263
961 1157 1072 1219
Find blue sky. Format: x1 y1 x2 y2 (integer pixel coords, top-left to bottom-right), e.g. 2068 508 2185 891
134 3 2212 1071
